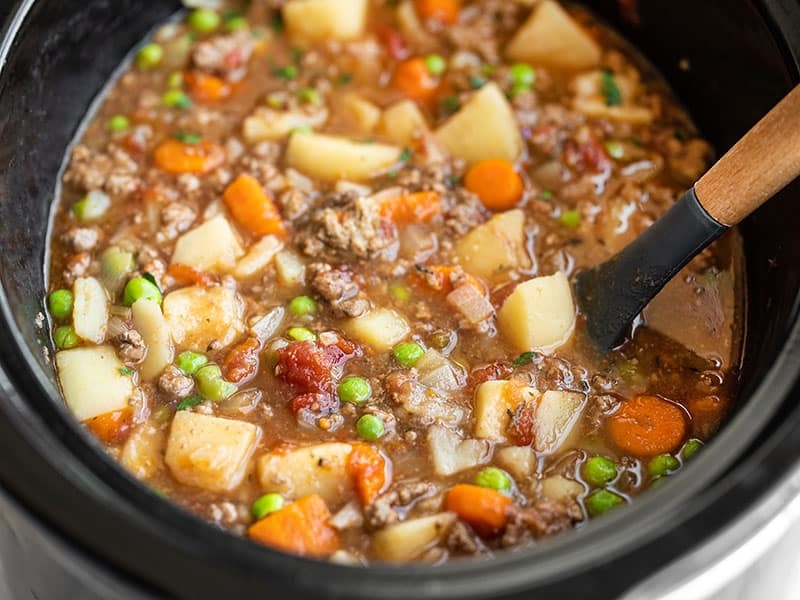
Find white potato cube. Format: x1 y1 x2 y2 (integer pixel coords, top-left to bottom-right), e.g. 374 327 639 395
171 216 244 274
495 445 536 480
72 276 108 344
120 424 166 479
373 513 457 562
541 475 584 502
434 83 523 164
455 209 530 280
533 390 585 454
233 235 284 279
243 106 329 144
428 425 491 476
377 100 430 147
257 442 354 505
497 272 576 353
162 286 245 352
505 0 601 70
340 93 382 133
286 132 402 181
473 380 539 442
345 308 410 351
283 0 368 42
55 346 133 421
131 298 173 381
274 249 306 287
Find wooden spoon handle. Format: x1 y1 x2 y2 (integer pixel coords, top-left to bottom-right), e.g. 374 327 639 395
695 84 800 226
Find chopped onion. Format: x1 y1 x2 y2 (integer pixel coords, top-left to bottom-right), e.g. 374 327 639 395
218 388 262 416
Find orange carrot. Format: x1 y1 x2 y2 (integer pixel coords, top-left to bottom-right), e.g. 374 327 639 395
223 173 286 237
347 444 390 505
184 71 232 103
444 484 512 537
607 395 688 457
85 407 133 445
414 0 460 24
379 190 441 224
392 57 440 103
416 264 485 297
152 138 224 174
167 263 216 287
248 494 340 557
221 337 261 384
464 159 524 211
686 395 726 438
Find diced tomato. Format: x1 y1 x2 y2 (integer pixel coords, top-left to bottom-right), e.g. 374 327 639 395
166 263 216 287
276 341 360 395
470 362 514 387
508 400 535 446
222 337 261 383
563 138 612 173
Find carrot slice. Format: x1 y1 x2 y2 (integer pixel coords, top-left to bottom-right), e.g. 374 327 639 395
248 494 340 557
464 159 524 211
444 484 512 537
84 407 133 445
414 0 460 24
166 263 216 287
607 395 689 457
347 444 391 506
379 190 441 224
392 57 440 103
223 173 286 237
152 138 224 174
184 71 232 103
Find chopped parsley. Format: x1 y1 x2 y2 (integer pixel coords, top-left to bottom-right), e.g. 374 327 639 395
398 147 413 162
290 47 304 65
273 64 298 80
539 190 554 201
468 75 487 90
177 395 204 411
173 131 202 145
337 73 354 86
512 351 538 366
119 367 136 376
142 272 160 288
600 69 623 106
441 95 460 114
270 12 284 33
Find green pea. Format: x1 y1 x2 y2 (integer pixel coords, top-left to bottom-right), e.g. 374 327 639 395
338 376 372 404
393 342 424 367
53 325 79 349
424 54 446 76
356 414 384 441
72 190 110 222
585 489 625 517
681 438 704 461
195 364 237 402
107 115 130 133
559 210 581 229
162 90 192 109
287 326 316 342
123 276 162 306
136 43 163 70
474 467 512 492
604 140 625 160
188 8 220 33
48 289 74 320
176 351 208 376
225 16 248 31
583 456 618 487
166 71 184 89
296 87 320 105
252 493 285 519
648 454 680 478
509 63 535 88
288 295 317 317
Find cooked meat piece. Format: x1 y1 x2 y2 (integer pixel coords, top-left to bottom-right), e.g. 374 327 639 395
192 30 254 80
364 481 433 530
584 394 621 437
443 190 488 235
308 263 371 318
62 253 91 286
63 145 113 191
116 329 147 364
158 365 195 399
277 188 312 220
61 227 99 252
445 520 481 555
160 202 197 240
501 499 583 547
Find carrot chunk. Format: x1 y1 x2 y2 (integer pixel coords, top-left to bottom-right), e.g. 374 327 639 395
152 138 224 174
248 494 340 557
607 395 688 457
166 263 216 287
392 57 440 103
379 190 441 224
464 159 524 211
184 71 232 103
347 444 391 505
414 0 460 25
222 173 286 237
445 484 512 537
85 407 133 445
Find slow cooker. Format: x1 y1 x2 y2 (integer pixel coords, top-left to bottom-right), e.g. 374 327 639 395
1 1 799 598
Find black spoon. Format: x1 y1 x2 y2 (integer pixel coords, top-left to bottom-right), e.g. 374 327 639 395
574 84 800 350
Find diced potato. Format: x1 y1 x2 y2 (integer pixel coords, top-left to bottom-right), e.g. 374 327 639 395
171 216 244 274
283 0 368 42
242 106 329 144
455 209 530 281
496 445 536 480
233 235 284 279
72 276 108 344
377 100 429 147
340 93 382 134
286 132 402 181
497 272 576 353
505 0 601 70
131 298 174 381
373 513 457 562
533 390 585 454
416 350 464 392
428 425 491 476
120 424 166 479
162 286 245 352
165 411 261 493
473 380 539 442
55 346 134 421
434 82 523 164
257 443 354 505
571 70 654 124
541 475 584 502
274 249 306 287
394 379 464 426
345 308 410 351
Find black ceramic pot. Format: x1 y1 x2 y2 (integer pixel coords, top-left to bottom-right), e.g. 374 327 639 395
1 1 799 599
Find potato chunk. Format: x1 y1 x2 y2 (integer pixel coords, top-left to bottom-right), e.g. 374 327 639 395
165 411 261 493
55 346 134 421
162 285 245 352
571 70 654 124
373 513 457 562
505 0 601 70
257 443 354 506
435 83 522 164
533 390 585 453
132 298 173 381
283 0 368 42
340 93 382 134
243 106 329 144
455 209 530 281
473 380 539 442
345 308 410 351
120 424 166 479
495 446 536 480
233 235 284 279
286 132 402 181
72 276 108 344
377 100 429 147
541 475 584 502
497 272 576 353
428 425 491 476
171 216 244 274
